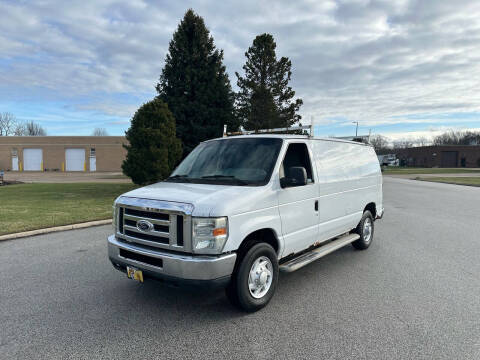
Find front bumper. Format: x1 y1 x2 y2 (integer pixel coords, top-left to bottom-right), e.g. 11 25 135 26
108 235 236 288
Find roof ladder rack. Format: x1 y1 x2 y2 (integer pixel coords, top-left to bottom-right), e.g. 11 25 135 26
223 119 315 138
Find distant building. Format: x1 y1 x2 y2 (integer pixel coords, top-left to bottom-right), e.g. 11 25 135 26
394 145 480 168
0 136 127 172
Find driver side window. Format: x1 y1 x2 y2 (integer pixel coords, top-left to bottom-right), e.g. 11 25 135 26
280 143 314 186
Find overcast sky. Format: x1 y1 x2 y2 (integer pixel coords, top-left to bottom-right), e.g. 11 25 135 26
1 0 479 140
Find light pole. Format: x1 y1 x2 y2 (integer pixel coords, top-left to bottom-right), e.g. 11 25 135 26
352 121 358 137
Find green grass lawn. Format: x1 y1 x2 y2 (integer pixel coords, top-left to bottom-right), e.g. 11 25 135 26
417 177 480 187
0 183 137 236
383 167 480 175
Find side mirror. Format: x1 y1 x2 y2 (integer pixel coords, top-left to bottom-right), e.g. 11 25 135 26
281 166 307 188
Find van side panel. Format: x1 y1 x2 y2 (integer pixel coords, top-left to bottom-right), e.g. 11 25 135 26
312 140 382 242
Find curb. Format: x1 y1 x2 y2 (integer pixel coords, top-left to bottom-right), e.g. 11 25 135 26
0 219 112 242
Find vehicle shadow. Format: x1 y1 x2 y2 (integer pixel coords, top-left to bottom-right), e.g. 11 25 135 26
112 277 243 319
108 244 366 319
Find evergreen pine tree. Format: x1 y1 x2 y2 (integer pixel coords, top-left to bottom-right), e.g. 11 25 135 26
236 33 303 131
122 98 182 185
156 9 238 156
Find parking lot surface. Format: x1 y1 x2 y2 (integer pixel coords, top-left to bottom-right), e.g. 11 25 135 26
1 177 479 359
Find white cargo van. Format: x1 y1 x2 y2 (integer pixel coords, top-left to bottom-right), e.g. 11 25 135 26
108 131 383 312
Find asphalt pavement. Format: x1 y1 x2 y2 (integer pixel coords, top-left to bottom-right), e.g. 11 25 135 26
1 177 479 359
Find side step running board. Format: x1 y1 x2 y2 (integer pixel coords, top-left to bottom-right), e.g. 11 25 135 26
279 233 360 273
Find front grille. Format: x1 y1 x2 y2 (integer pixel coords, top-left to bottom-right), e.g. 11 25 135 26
124 208 169 221
119 248 163 268
124 218 169 233
124 229 169 244
115 200 190 252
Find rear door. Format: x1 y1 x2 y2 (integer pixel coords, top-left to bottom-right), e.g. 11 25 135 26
277 141 319 255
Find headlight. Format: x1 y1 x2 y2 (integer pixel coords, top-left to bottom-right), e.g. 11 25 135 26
192 217 228 254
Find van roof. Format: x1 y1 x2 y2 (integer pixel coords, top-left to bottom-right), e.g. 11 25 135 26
206 134 371 146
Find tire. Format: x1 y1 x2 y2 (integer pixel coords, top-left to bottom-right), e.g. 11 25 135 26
352 210 374 250
226 242 279 312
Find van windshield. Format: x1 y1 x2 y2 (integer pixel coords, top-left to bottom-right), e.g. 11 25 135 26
166 138 283 186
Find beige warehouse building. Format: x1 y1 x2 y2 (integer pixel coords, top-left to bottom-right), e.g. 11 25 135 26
0 136 127 172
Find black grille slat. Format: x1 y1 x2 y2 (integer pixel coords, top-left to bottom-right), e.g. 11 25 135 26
125 230 169 244
119 248 163 268
124 208 169 221
176 215 184 246
119 208 124 233
154 224 169 233
124 219 136 227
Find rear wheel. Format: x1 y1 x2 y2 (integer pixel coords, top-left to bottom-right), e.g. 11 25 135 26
352 210 374 250
226 242 278 312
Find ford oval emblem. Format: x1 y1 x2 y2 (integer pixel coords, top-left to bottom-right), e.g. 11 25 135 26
137 220 154 232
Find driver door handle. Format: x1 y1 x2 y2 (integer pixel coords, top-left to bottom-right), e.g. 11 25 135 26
314 200 318 211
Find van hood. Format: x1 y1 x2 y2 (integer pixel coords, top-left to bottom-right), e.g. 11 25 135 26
120 181 274 217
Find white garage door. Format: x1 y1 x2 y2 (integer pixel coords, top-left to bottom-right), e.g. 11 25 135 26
23 149 43 171
66 148 85 171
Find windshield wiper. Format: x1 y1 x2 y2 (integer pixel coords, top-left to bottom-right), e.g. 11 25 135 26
201 175 249 185
165 174 191 181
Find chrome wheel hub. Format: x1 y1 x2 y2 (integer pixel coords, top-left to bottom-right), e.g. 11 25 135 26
248 256 273 299
363 218 372 243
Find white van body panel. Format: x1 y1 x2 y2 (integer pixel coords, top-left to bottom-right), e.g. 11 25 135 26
224 196 283 254
312 140 382 243
115 135 382 260
109 135 383 292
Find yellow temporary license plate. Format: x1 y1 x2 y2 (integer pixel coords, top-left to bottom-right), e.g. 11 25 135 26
126 266 144 283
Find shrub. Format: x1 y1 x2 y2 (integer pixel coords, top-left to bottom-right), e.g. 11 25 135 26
122 98 182 185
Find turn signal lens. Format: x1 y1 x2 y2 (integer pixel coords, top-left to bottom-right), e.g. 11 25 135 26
212 227 227 237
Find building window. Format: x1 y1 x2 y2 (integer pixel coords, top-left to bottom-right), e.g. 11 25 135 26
90 148 96 157
11 148 18 157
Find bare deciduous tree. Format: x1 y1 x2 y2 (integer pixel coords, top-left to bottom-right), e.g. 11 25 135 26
412 136 429 147
369 134 390 152
91 127 108 136
13 122 26 136
24 121 47 136
392 140 413 149
433 130 480 145
0 112 17 136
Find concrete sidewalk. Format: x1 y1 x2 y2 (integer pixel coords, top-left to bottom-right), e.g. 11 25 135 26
2 171 131 183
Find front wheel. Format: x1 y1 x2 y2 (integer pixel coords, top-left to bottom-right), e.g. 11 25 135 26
352 210 374 250
226 243 279 312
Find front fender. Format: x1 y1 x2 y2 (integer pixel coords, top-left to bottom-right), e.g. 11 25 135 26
222 206 284 257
